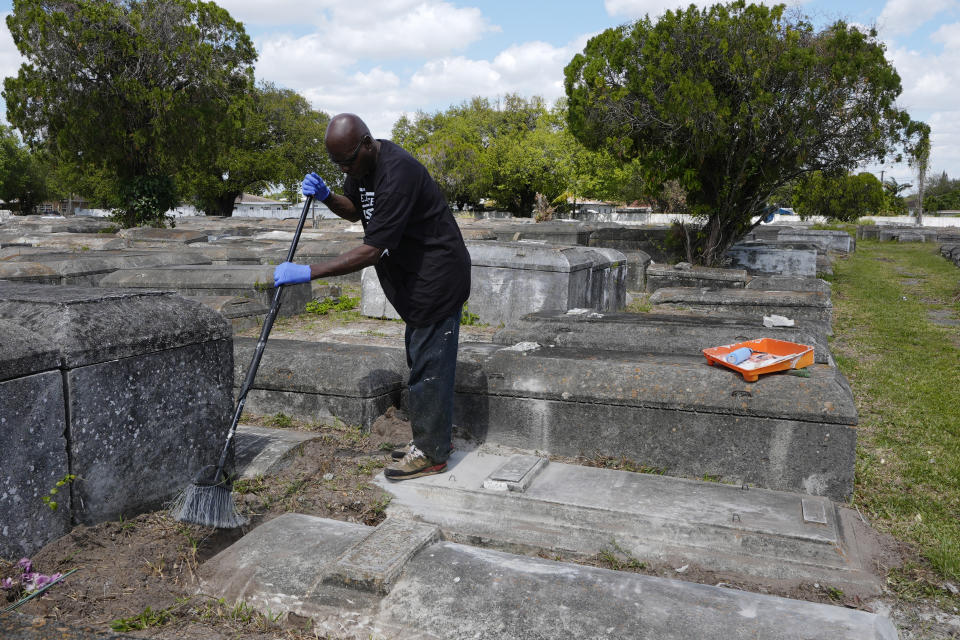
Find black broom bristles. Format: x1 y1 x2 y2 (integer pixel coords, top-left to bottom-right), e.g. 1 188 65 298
168 465 247 529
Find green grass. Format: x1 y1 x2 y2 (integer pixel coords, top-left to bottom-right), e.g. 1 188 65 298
828 240 960 582
305 294 359 315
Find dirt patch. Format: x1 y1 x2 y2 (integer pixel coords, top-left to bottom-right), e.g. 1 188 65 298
2 419 396 639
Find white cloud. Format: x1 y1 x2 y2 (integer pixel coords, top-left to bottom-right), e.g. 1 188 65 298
219 0 496 59
604 0 712 19
926 110 960 178
931 21 960 48
888 43 960 112
877 0 958 36
253 33 354 91
0 15 24 86
333 3 496 58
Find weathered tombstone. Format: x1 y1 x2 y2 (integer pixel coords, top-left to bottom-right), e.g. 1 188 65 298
233 338 407 428
777 228 854 253
492 309 832 364
99 264 311 316
645 263 749 293
0 319 71 559
725 242 818 277
118 227 209 245
649 286 832 333
0 282 233 554
360 242 628 325
857 225 880 240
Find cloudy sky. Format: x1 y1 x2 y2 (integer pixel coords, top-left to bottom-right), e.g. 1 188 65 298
1 0 958 189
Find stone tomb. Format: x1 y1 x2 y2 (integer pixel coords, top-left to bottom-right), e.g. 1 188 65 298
725 242 818 277
99 264 312 316
453 342 856 500
198 513 896 640
0 250 212 286
645 263 749 293
492 309 833 364
235 336 856 499
233 338 408 429
0 283 232 558
380 449 880 594
649 287 833 335
360 241 628 325
776 228 855 253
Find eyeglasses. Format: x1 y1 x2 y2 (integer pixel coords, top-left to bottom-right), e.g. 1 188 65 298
330 135 369 166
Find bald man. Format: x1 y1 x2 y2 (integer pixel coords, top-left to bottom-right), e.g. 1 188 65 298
273 113 472 480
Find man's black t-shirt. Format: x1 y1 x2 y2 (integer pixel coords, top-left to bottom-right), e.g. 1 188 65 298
343 140 471 327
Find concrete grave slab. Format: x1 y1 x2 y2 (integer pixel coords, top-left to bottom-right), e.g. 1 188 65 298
0 232 127 251
0 261 60 284
0 361 70 559
4 251 211 286
199 512 897 640
777 229 854 253
360 241 628 324
726 243 818 277
183 295 268 332
646 263 749 292
98 264 311 316
492 310 832 364
233 338 407 428
649 287 832 334
117 227 208 244
0 282 233 530
745 276 832 293
234 424 320 479
377 448 882 595
453 345 857 500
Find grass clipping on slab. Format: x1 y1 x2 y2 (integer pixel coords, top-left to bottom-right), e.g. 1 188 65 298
828 239 960 582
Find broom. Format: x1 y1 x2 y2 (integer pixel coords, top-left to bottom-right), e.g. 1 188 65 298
170 195 315 528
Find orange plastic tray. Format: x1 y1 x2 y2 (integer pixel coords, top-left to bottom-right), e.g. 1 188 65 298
703 338 814 382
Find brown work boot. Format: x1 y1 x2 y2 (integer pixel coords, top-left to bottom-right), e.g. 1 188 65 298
384 445 446 481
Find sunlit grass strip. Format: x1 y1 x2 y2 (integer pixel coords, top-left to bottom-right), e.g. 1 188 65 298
829 240 960 581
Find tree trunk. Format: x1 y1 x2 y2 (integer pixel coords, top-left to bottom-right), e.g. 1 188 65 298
216 192 239 217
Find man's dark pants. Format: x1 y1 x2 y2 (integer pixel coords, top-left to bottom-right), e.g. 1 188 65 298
405 307 462 463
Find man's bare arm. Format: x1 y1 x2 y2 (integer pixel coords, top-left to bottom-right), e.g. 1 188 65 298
309 243 382 279
322 193 361 222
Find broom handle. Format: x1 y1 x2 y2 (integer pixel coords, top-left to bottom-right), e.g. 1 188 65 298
214 195 315 476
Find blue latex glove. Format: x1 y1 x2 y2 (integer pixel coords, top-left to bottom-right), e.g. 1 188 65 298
302 172 331 201
273 262 311 287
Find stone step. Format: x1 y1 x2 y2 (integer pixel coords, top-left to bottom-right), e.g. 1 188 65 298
198 512 897 640
98 264 312 316
234 424 320 479
375 447 881 596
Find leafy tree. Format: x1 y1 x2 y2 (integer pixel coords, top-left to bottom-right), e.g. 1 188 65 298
182 83 336 216
0 125 49 214
4 0 256 226
564 1 912 264
793 171 886 221
394 95 628 215
882 177 911 215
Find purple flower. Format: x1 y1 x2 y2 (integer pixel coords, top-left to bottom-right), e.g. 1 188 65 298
16 558 31 573
28 574 52 591
0 577 14 590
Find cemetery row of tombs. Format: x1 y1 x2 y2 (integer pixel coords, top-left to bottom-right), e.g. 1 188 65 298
1 211 958 639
